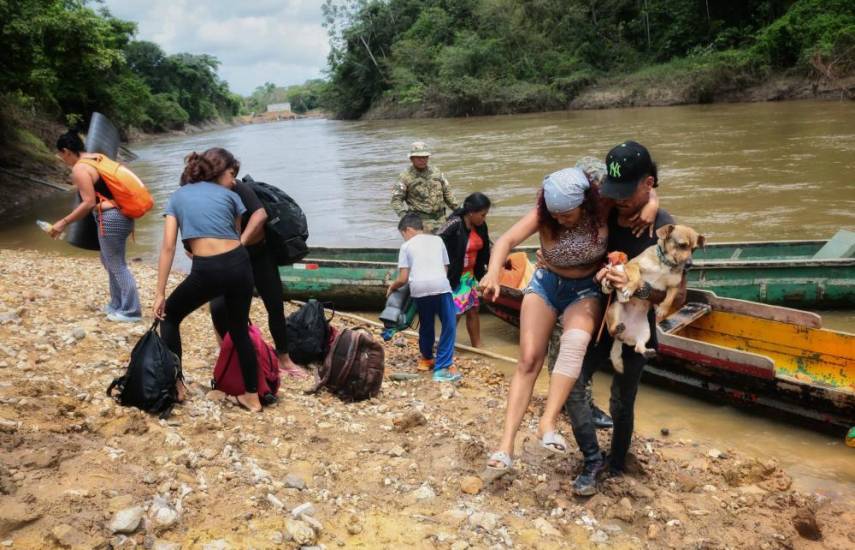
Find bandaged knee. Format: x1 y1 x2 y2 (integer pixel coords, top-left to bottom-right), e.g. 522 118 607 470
553 328 591 379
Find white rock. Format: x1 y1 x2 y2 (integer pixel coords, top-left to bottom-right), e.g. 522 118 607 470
284 474 307 490
300 513 323 534
291 502 316 518
468 511 499 532
109 506 144 534
411 483 436 501
707 448 723 459
267 494 284 510
284 519 316 546
152 541 181 550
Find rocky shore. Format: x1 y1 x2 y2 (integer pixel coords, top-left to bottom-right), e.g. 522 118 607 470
0 248 852 549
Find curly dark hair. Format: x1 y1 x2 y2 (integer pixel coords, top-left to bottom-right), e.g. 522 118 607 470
180 147 240 185
536 185 602 240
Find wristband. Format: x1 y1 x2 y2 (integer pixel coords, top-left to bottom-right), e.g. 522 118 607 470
634 282 652 300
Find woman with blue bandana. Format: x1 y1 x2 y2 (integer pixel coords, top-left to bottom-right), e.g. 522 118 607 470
479 162 657 473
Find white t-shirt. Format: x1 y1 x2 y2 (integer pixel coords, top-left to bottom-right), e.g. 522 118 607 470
398 234 452 298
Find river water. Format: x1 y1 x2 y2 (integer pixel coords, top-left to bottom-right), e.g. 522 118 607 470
1 100 854 493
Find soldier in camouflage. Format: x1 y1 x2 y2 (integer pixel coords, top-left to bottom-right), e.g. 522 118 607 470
391 142 458 233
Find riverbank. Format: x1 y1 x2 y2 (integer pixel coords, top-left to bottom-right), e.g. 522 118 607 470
0 248 852 549
361 74 855 119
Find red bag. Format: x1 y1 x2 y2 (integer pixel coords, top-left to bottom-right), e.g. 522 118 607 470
213 325 280 400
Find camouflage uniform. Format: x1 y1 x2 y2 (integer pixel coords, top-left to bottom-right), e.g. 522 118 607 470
391 142 458 232
391 165 458 233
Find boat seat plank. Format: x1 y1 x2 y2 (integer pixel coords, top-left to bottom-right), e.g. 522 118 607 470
659 302 711 334
812 229 855 259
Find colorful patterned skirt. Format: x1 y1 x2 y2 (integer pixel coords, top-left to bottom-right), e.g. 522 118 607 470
452 271 480 315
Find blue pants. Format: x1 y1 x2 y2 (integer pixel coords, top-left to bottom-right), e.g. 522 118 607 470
95 208 141 317
414 293 456 370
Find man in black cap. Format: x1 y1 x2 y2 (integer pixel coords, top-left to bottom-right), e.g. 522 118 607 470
565 140 687 496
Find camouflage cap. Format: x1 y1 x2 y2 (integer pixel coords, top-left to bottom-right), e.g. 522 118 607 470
409 141 431 157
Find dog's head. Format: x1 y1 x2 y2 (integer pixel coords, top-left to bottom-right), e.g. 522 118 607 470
606 251 629 266
656 224 705 268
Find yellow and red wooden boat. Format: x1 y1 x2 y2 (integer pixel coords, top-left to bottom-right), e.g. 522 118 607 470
651 290 855 433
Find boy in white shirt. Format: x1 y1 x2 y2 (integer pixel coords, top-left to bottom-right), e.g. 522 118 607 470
388 213 460 382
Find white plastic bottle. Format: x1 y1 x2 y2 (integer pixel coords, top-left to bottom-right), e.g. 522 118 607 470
36 220 65 240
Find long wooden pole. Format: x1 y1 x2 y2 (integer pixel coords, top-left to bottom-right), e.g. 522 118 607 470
288 300 518 365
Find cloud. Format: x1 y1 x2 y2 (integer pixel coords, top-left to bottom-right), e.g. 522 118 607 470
102 0 331 95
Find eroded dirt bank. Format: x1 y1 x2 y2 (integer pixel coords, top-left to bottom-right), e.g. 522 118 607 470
0 249 852 549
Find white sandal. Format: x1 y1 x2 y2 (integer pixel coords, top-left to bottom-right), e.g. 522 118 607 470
486 451 513 472
540 431 568 455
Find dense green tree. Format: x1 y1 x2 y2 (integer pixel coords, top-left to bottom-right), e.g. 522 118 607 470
0 0 240 141
321 0 854 119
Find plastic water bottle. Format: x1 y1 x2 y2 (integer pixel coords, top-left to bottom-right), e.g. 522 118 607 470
36 220 65 240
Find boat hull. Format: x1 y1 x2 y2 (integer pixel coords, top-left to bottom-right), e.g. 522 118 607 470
280 235 855 309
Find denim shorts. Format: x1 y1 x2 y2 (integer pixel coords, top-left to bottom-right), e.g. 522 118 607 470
524 268 602 314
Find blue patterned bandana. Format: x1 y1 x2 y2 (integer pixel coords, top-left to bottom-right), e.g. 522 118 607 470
542 167 590 214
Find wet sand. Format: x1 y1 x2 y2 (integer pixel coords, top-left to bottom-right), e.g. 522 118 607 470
1 248 853 549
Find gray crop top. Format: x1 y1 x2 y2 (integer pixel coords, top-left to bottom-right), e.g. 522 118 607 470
164 182 246 241
541 211 608 268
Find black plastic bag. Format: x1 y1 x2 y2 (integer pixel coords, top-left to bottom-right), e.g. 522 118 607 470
107 321 182 418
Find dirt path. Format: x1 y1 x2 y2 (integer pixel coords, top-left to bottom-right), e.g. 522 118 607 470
0 249 852 549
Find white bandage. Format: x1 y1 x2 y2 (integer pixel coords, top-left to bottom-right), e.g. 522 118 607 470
552 328 591 379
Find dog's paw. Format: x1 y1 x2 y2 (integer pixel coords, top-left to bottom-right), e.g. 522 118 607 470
642 348 657 359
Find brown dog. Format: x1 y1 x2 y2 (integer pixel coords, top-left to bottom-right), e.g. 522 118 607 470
603 224 704 373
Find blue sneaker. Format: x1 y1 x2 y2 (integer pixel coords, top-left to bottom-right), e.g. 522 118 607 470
432 368 461 382
102 304 117 315
107 312 142 323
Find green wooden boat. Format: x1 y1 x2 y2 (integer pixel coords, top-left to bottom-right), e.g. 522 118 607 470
279 230 855 309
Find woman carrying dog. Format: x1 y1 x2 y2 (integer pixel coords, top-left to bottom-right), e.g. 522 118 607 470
154 148 262 413
438 192 491 348
479 165 657 472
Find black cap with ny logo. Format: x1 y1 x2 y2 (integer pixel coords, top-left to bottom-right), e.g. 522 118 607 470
601 140 657 200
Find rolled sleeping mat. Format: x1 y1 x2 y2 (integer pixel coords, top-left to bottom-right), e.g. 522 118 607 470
64 193 100 251
85 112 120 159
380 283 412 329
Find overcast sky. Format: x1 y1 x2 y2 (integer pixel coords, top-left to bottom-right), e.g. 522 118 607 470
102 0 331 96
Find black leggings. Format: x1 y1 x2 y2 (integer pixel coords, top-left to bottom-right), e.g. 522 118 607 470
161 246 258 392
210 242 288 353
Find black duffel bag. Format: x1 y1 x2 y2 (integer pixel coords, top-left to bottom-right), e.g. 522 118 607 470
107 321 182 419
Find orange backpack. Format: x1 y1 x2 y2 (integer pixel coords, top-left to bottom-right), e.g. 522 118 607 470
78 154 153 219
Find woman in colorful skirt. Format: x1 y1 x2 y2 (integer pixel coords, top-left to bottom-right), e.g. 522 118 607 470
438 192 491 348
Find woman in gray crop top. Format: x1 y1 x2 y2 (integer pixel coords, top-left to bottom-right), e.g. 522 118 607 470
478 162 658 474
153 147 264 413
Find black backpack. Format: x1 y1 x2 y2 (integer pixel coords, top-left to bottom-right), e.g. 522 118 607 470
242 175 309 265
286 300 333 365
107 321 182 419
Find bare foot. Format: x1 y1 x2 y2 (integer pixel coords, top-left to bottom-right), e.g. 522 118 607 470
235 393 262 413
278 353 310 379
